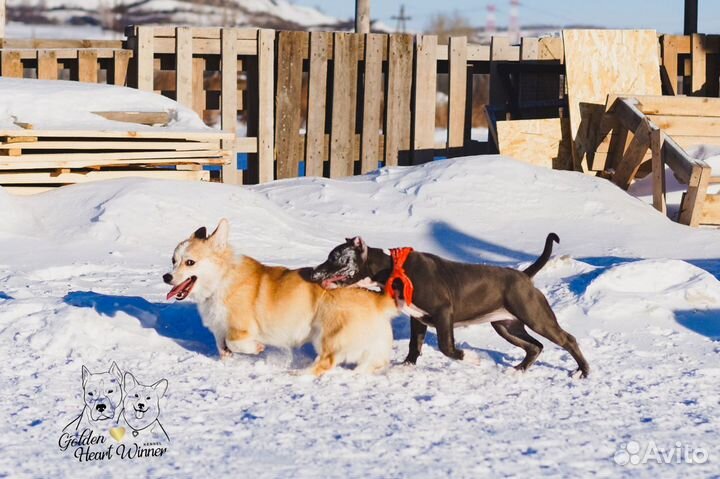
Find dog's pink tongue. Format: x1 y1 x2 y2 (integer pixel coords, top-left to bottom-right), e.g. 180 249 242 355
166 277 192 300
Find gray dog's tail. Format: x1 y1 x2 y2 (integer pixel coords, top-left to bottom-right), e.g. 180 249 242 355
522 233 559 278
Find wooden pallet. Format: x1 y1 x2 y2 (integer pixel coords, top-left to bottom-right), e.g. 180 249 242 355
0 128 233 192
598 95 720 227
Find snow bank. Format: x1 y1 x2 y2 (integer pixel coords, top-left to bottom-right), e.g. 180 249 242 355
0 78 209 132
1 157 719 476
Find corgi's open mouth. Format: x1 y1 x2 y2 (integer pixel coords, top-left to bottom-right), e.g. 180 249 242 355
134 406 147 419
167 276 196 301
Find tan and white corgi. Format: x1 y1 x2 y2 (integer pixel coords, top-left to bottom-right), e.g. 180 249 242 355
163 219 397 376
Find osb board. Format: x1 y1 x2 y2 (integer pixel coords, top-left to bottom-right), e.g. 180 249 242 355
562 30 661 171
497 118 573 170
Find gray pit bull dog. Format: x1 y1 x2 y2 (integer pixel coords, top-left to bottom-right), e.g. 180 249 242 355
310 233 590 378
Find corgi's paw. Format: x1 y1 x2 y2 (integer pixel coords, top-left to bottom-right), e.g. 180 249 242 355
219 348 233 360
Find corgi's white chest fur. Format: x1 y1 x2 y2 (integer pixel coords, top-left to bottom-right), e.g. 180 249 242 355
198 293 229 339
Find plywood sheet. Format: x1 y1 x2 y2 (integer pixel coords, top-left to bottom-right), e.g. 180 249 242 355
497 118 572 169
563 30 661 170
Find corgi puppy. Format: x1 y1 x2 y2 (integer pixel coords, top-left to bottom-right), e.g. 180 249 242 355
163 219 397 376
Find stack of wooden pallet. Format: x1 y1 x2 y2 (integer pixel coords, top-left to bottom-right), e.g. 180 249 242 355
0 127 233 194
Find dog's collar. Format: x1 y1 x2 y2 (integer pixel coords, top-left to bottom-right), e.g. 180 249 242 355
385 247 415 307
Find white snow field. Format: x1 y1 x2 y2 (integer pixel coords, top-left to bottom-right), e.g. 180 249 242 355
0 157 719 477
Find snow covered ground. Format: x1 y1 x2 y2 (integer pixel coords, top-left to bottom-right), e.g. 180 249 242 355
0 157 719 477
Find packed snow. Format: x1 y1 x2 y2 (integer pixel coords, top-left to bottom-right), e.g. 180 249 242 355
0 155 718 476
0 78 210 132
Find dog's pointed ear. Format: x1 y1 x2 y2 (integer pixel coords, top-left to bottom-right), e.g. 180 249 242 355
352 236 368 260
124 372 138 392
208 218 229 251
152 378 168 399
82 365 90 387
109 362 122 384
193 226 207 240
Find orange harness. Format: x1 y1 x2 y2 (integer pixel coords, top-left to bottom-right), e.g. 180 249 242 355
385 247 415 307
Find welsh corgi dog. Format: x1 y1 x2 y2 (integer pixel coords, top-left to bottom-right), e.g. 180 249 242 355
163 219 397 376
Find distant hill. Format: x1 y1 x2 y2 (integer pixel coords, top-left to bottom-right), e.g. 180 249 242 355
7 0 341 31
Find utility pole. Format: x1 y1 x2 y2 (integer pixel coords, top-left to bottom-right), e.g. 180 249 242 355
391 4 411 33
684 0 698 35
355 0 370 34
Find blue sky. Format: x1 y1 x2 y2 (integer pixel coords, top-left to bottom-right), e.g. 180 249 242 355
292 0 720 34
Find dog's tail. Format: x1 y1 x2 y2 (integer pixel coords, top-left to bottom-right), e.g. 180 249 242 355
522 233 559 278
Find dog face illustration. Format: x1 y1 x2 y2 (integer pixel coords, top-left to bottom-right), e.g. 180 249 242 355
163 219 230 302
82 362 123 422
122 372 168 432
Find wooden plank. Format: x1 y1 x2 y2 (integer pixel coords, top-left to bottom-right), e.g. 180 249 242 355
78 50 98 83
0 129 231 140
679 161 712 226
647 114 720 136
329 33 360 178
2 39 122 49
274 31 307 179
91 111 170 125
412 35 438 163
0 169 210 184
136 26 154 91
562 30 661 171
192 57 206 118
176 27 194 108
257 29 275 183
700 194 720 225
448 36 468 148
538 37 563 61
1 51 23 78
632 95 720 117
384 34 413 166
150 37 257 56
0 140 215 150
612 118 651 189
360 34 385 174
497 118 572 169
489 36 513 122
112 50 131 86
520 37 539 61
221 28 240 185
661 135 695 184
661 35 680 95
37 50 58 80
305 32 331 178
650 125 666 215
235 137 258 153
141 26 257 40
0 149 225 163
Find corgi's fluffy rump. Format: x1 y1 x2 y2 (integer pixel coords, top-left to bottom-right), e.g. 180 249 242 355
165 219 397 376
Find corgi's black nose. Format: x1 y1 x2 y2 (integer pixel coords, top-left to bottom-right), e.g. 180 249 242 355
96 404 106 412
163 273 172 284
138 403 145 409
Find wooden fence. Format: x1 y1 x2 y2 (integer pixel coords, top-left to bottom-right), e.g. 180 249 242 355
0 39 130 84
1 30 720 189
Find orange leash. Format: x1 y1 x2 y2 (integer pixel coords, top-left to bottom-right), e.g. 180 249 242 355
385 247 415 307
